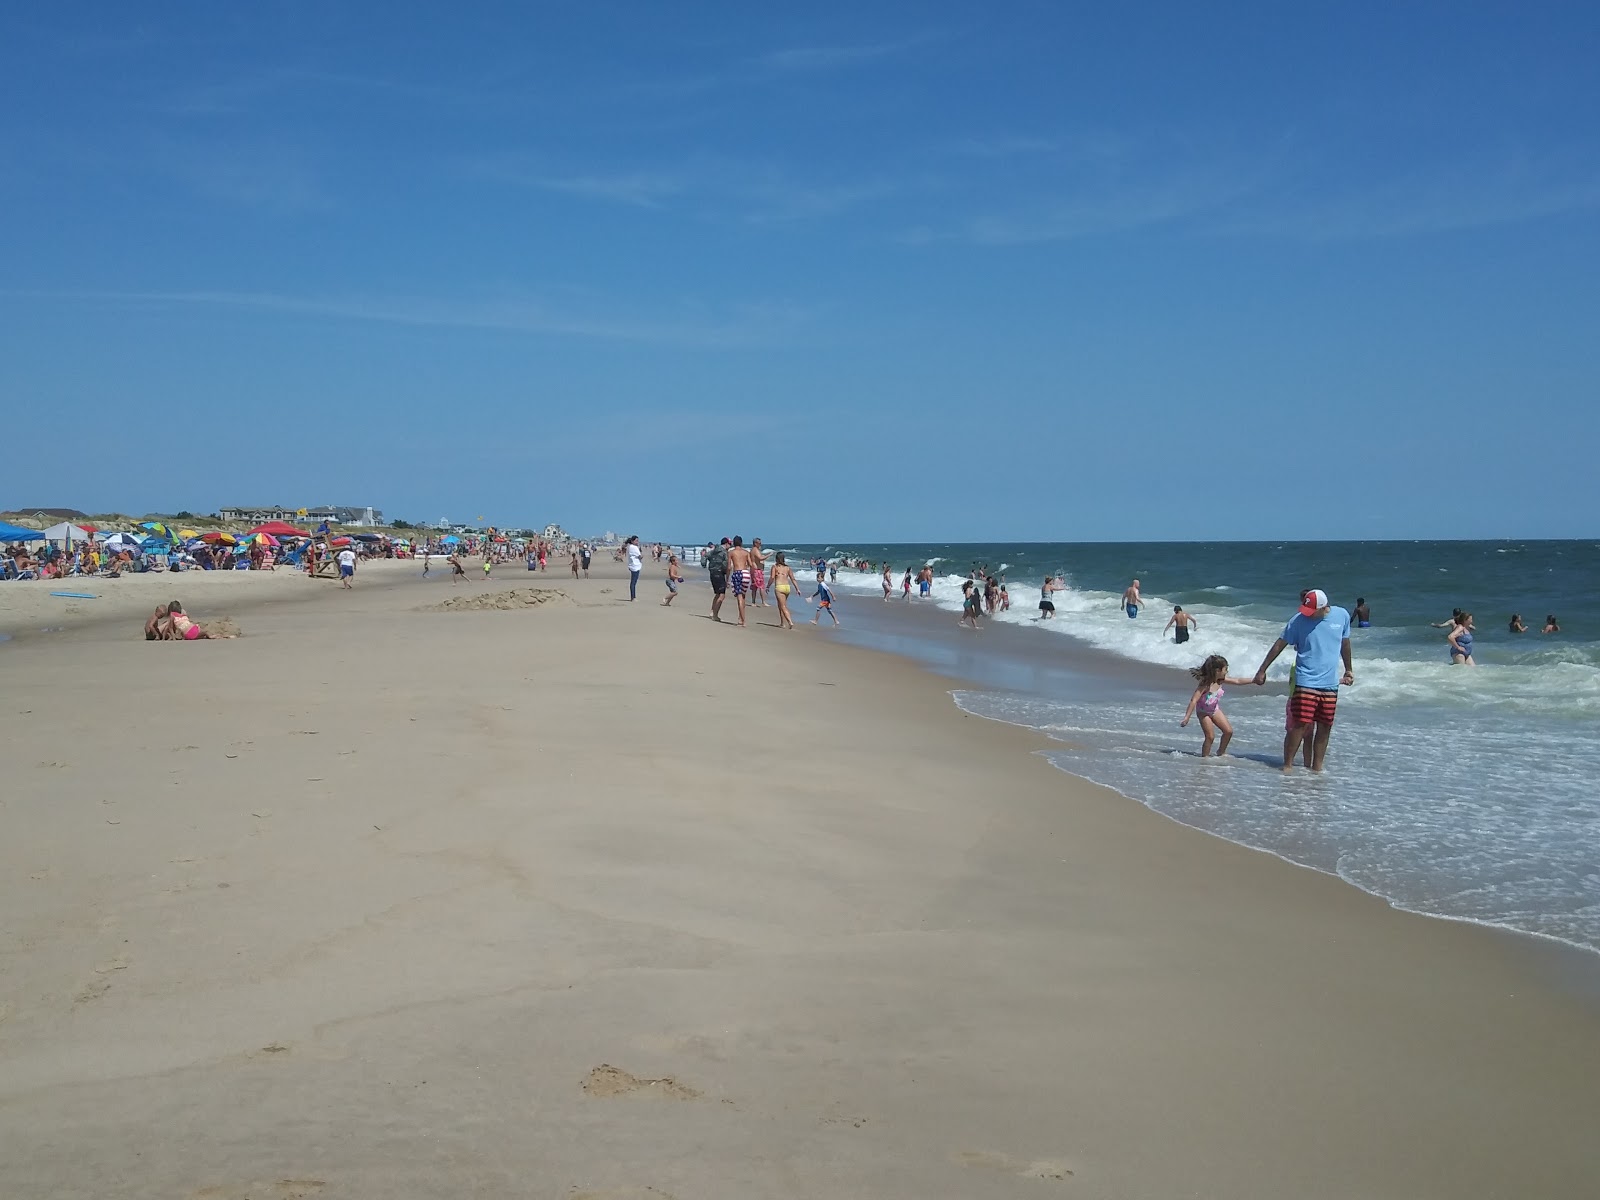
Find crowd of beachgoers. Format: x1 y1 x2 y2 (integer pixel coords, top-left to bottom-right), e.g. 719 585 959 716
0 517 569 584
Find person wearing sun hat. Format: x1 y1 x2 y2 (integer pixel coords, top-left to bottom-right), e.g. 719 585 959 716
1253 588 1354 773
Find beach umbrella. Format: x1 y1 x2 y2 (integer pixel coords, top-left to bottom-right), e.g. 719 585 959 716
177 528 199 539
199 530 237 545
41 522 93 542
102 532 141 551
441 534 461 544
246 532 280 547
140 521 170 538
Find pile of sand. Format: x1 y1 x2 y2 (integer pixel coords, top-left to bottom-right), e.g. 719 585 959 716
427 588 572 612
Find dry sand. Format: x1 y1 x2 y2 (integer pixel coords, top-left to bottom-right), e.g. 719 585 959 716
2 557 1598 1199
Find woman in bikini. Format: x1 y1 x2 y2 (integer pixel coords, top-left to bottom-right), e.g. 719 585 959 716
164 601 236 640
769 553 800 629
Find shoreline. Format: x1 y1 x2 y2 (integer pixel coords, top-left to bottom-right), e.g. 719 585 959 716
5 557 1600 1196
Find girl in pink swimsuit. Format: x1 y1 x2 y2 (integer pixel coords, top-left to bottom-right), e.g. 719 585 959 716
1180 655 1256 758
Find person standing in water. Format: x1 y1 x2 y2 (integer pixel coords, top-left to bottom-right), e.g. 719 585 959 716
1163 605 1197 644
1509 613 1527 633
1181 655 1258 758
1038 575 1063 619
770 552 800 629
902 568 912 600
1353 597 1371 628
882 562 894 601
1120 579 1144 619
1447 612 1476 665
1253 589 1353 773
1543 614 1561 634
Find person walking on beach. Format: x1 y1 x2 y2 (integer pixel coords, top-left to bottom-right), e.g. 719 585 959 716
1038 575 1062 619
662 553 682 606
449 552 468 584
336 545 357 589
749 539 767 607
1181 655 1257 758
726 536 754 625
770 552 800 629
1447 612 1477 665
1164 605 1197 644
707 538 731 621
1121 579 1145 619
422 552 431 578
809 574 839 626
882 562 894 601
625 535 643 601
960 581 982 629
570 549 580 578
1253 589 1353 773
580 543 592 576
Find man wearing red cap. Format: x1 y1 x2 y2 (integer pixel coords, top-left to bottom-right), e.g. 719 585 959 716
1253 589 1354 773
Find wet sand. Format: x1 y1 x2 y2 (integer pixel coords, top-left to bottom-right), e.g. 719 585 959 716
3 556 1598 1198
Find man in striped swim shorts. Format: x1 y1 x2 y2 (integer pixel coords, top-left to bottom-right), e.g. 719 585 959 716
1253 588 1354 774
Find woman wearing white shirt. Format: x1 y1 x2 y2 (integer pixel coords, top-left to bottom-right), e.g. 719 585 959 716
625 536 643 601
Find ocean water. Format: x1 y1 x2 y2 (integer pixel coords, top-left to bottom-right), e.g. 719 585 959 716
779 541 1600 955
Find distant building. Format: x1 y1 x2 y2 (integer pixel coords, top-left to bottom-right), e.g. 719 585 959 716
5 507 91 522
218 506 296 524
220 505 385 527
542 523 567 541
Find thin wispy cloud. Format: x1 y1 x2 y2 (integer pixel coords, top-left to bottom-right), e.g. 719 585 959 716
468 153 898 225
1217 161 1600 240
752 38 922 74
521 172 686 209
9 289 808 349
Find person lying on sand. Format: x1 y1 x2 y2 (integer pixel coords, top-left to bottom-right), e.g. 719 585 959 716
163 601 237 640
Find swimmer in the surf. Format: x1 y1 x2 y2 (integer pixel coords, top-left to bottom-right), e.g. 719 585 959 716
1163 605 1196 644
1353 597 1371 628
1120 579 1144 619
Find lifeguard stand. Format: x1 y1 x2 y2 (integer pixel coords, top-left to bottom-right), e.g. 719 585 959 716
308 538 340 580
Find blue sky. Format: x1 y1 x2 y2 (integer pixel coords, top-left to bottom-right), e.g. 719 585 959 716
3 2 1598 540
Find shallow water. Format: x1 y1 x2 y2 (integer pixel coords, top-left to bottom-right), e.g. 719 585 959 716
776 541 1600 955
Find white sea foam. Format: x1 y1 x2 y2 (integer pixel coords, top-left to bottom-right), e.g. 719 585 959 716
826 570 1600 719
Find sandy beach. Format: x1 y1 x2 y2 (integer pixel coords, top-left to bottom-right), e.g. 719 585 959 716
3 556 1599 1199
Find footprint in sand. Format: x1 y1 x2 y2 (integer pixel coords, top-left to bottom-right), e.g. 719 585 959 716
956 1150 1075 1182
582 1064 700 1100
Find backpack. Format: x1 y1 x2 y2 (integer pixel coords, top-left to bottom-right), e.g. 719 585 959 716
706 545 729 574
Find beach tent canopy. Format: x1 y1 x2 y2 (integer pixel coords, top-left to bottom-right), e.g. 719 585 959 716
42 522 93 541
440 534 461 544
247 521 309 537
0 520 42 542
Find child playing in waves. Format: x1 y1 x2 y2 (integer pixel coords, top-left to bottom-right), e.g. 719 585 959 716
1180 655 1255 758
